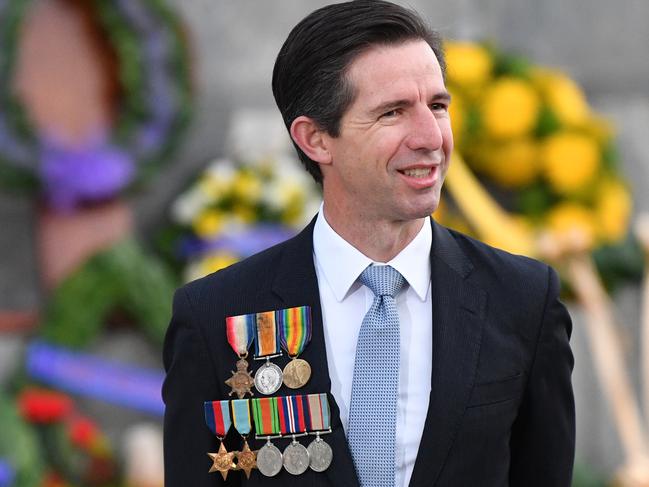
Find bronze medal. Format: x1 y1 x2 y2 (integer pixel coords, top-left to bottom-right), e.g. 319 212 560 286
225 357 255 399
277 306 313 389
225 314 256 397
235 440 257 479
207 443 236 480
283 357 312 389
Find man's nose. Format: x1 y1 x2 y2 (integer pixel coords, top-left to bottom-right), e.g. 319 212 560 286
406 105 443 152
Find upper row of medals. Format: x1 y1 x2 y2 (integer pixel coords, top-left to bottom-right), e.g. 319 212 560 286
225 306 313 398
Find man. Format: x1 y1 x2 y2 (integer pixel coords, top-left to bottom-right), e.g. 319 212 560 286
163 1 575 486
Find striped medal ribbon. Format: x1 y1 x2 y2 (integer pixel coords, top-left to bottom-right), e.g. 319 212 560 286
277 395 310 435
277 395 311 475
231 399 257 478
251 397 283 477
253 311 283 395
204 400 236 480
305 393 333 473
224 313 256 398
277 306 313 389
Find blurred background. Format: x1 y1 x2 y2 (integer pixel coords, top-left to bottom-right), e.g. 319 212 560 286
1 0 648 486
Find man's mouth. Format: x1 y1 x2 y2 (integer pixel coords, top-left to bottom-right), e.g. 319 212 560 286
399 168 432 178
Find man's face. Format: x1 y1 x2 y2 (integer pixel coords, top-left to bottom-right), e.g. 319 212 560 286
321 40 453 223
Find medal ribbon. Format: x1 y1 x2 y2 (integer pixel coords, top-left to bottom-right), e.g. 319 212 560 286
277 395 310 434
204 400 232 438
226 313 255 356
277 306 312 357
306 393 331 431
254 311 280 357
251 397 279 436
231 399 252 436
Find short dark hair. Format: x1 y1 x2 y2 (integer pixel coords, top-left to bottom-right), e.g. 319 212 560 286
272 0 446 183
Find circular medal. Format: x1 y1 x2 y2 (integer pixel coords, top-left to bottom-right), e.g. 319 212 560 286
283 358 312 389
307 437 333 472
283 441 310 475
257 442 283 477
254 362 283 395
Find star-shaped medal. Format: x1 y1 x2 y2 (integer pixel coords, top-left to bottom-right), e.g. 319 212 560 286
225 358 255 399
235 441 258 479
207 443 236 480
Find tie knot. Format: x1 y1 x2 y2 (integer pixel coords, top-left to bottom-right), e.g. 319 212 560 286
360 265 405 298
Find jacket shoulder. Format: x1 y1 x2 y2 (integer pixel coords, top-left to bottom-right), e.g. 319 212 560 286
446 227 553 295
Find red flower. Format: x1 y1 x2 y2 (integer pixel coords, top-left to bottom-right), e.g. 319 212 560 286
41 471 67 487
69 416 99 449
18 388 73 424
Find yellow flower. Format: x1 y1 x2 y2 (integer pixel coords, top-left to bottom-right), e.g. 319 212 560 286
199 252 240 275
232 204 256 224
198 174 229 200
232 172 262 203
595 179 632 243
192 209 225 237
545 202 598 250
533 68 590 126
483 138 539 188
580 115 615 144
541 132 600 194
445 41 493 87
481 78 540 138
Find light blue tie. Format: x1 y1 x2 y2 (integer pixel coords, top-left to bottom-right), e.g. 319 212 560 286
348 264 405 487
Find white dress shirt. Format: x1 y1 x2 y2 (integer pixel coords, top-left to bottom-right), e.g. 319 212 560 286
312 208 433 487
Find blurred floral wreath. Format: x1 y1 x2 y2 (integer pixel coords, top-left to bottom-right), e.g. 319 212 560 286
439 41 642 289
0 0 192 210
0 388 117 487
159 155 322 282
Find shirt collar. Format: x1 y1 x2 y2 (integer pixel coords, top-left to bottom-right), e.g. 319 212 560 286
313 204 432 302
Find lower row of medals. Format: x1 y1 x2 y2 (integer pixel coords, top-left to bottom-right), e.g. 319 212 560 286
204 393 332 479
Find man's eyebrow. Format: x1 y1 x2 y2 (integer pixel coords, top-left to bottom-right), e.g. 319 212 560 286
432 91 452 102
369 91 452 116
369 99 414 117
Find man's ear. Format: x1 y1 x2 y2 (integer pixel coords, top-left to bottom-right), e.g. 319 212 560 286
290 116 332 165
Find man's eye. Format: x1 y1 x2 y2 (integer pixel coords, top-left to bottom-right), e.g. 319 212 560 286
430 103 448 112
381 109 399 118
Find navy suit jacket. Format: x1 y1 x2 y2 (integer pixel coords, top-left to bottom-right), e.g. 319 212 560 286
162 217 575 486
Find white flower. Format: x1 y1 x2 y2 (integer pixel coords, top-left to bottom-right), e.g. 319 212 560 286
171 188 210 225
205 158 236 183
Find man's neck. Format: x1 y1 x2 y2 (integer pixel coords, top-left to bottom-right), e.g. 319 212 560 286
322 203 426 263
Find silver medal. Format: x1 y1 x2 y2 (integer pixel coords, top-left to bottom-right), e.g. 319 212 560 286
257 441 283 477
283 440 310 475
307 436 333 472
254 361 283 395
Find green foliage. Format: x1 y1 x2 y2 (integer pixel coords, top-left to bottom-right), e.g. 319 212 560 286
41 239 179 348
571 462 608 487
0 393 44 487
593 235 645 291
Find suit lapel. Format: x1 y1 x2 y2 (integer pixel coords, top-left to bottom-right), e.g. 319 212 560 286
271 218 360 487
408 221 487 486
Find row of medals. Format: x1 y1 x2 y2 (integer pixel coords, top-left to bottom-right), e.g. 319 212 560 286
211 430 333 478
257 432 333 476
228 354 312 397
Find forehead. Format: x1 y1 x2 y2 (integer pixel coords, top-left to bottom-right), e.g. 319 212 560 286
345 40 444 108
